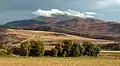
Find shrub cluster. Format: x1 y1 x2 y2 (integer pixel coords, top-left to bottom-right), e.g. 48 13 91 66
20 40 44 56
12 40 100 57
47 40 100 57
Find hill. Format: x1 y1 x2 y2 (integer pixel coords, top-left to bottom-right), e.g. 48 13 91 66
1 16 120 41
0 29 115 50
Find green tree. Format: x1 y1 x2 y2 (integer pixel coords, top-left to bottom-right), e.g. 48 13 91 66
82 41 100 57
93 47 100 57
78 44 85 56
55 43 63 56
29 41 44 56
20 40 44 56
83 41 95 56
62 40 73 56
20 41 31 56
70 43 80 57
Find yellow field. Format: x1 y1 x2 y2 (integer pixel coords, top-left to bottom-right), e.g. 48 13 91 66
7 29 96 41
0 57 120 66
5 29 116 50
7 29 115 42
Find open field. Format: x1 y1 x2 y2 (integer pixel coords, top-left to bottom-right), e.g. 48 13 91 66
6 29 116 50
101 51 120 53
0 57 120 66
7 29 115 43
0 51 120 66
0 51 119 66
100 51 120 59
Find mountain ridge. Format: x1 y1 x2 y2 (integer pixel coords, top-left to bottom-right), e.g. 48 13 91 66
1 16 120 41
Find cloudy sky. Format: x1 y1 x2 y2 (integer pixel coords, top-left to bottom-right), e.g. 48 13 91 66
0 0 120 24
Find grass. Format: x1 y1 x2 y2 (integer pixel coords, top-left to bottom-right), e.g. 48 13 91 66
0 57 120 66
7 29 115 50
0 51 120 66
100 51 120 59
1 29 119 66
7 29 114 42
101 52 120 54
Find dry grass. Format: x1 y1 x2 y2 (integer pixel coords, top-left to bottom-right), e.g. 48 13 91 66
100 51 120 58
7 29 114 43
0 57 120 66
7 29 95 41
6 29 116 50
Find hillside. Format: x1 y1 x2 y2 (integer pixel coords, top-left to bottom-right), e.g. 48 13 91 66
1 16 120 41
55 18 120 37
0 29 115 50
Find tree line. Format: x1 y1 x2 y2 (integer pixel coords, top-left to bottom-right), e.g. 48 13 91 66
11 40 100 57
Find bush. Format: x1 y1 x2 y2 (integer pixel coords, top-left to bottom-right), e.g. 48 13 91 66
20 40 44 56
29 41 44 56
20 41 31 56
82 41 100 57
62 50 67 57
44 50 53 56
70 43 80 57
54 40 74 57
62 40 73 56
93 47 100 57
70 43 84 57
0 44 13 55
54 41 85 57
19 40 100 57
55 43 63 57
53 41 100 57
78 44 85 56
52 48 58 57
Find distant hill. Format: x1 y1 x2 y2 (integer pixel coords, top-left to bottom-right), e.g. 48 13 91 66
0 19 47 28
1 16 120 41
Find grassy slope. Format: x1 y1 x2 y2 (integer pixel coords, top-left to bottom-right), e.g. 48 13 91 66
0 57 120 66
7 29 114 42
7 29 115 50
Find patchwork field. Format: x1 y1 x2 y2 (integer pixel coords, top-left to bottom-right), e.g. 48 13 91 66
0 57 120 66
7 29 115 43
6 29 115 50
0 29 120 66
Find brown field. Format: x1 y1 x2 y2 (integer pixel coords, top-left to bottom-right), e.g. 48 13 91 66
0 29 120 66
0 57 120 66
100 51 120 58
7 29 114 43
6 29 115 50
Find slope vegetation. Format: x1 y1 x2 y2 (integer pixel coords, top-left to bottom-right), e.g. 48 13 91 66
5 29 115 50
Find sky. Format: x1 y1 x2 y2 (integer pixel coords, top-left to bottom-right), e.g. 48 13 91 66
0 0 120 24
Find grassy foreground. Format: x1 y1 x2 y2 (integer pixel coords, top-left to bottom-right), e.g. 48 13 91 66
0 57 120 66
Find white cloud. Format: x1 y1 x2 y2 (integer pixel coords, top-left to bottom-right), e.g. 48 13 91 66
32 9 100 18
98 0 120 8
